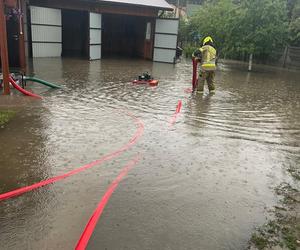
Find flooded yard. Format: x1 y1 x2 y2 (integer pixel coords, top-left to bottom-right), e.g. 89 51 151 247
0 58 299 249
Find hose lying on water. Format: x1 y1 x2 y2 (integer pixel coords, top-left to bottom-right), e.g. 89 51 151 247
24 76 62 89
9 76 42 99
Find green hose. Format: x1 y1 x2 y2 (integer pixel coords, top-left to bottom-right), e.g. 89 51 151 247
24 76 62 89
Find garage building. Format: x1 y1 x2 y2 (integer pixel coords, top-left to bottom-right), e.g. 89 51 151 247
19 0 179 64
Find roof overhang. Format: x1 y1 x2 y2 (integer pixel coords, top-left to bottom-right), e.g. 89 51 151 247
93 0 174 11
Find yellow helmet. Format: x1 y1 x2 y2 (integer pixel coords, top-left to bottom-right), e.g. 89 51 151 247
203 36 213 45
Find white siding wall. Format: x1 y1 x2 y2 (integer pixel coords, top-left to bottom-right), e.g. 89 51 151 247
32 44 62 57
90 29 101 45
90 45 101 60
31 26 61 43
155 19 179 34
30 6 62 58
153 48 177 64
89 13 102 60
153 18 179 64
89 13 102 29
154 34 177 49
30 6 61 25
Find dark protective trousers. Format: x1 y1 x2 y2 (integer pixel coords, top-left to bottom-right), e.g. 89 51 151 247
197 71 215 92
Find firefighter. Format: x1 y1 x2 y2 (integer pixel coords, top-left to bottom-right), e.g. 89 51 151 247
192 36 217 93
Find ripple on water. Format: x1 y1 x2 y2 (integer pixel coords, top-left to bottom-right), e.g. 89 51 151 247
0 58 299 250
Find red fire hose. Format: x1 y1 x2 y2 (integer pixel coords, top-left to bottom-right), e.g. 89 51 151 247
192 58 198 91
9 76 42 99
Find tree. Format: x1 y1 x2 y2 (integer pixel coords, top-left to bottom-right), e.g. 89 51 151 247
234 0 288 60
182 0 288 61
189 0 237 52
288 0 300 46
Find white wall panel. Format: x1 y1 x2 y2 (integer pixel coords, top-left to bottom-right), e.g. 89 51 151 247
90 29 101 44
89 13 102 29
153 18 178 63
153 48 175 63
30 6 61 25
31 25 61 42
89 12 102 60
155 19 178 34
154 34 177 49
89 45 101 60
30 6 62 58
32 43 62 57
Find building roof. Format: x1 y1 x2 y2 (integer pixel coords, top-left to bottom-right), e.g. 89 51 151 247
98 0 173 11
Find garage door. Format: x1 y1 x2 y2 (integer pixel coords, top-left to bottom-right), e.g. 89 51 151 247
30 6 62 57
89 13 102 60
153 18 179 64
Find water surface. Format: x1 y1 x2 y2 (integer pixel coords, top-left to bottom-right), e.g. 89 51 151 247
0 58 299 250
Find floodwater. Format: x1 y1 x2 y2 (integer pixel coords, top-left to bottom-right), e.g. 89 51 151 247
0 58 299 250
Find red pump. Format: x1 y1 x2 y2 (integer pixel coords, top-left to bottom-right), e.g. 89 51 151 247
132 79 159 86
132 72 158 86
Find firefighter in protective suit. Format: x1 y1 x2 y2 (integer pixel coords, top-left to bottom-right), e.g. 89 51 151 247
192 36 217 93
